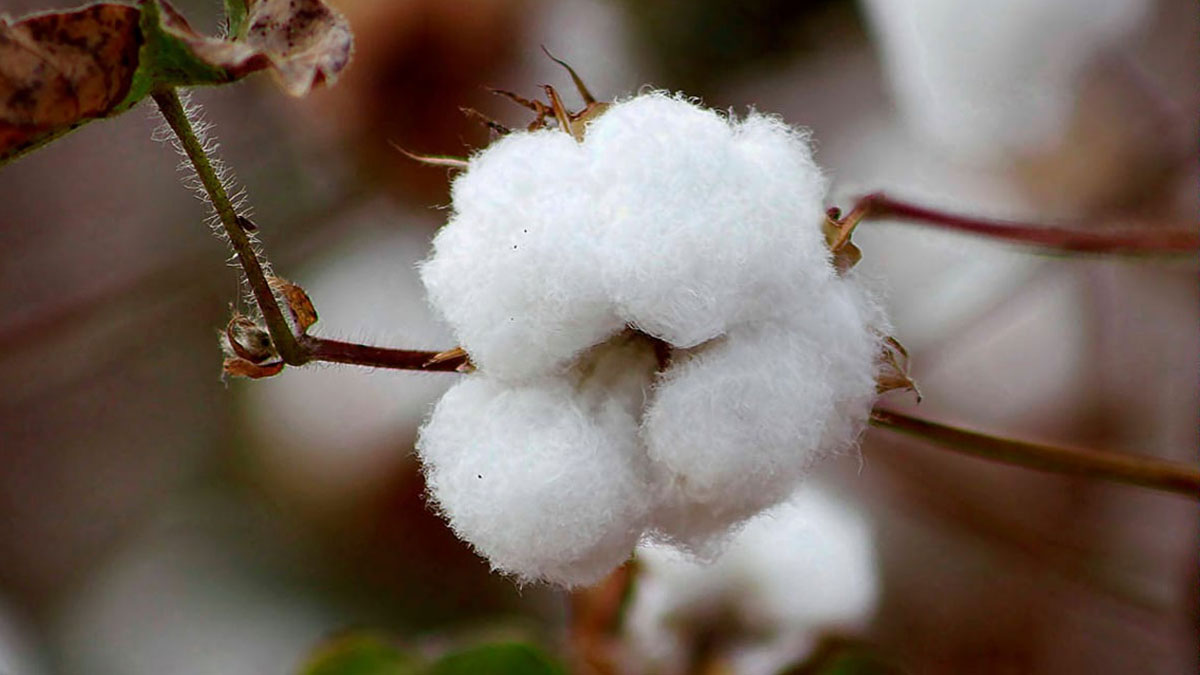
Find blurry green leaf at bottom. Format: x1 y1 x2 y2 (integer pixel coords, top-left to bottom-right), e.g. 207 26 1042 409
428 643 567 675
299 634 422 675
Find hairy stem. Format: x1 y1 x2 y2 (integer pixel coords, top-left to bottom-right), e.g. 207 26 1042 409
870 407 1200 498
152 88 307 365
856 192 1200 254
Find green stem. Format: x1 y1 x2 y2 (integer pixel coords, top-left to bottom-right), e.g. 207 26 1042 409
151 88 307 365
870 407 1200 498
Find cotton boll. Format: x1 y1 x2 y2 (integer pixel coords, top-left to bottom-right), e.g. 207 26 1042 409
586 94 832 347
644 282 881 550
627 487 879 675
861 0 1148 161
722 490 879 660
417 372 653 586
421 130 623 380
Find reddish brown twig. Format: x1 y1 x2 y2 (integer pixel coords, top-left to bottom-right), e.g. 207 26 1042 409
569 562 637 675
854 192 1200 254
301 336 467 372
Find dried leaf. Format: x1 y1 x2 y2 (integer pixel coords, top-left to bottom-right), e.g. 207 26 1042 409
876 334 921 402
1 0 353 164
222 312 277 363
823 203 870 274
0 4 142 159
145 0 353 97
223 356 284 379
425 345 468 366
239 0 353 97
269 276 318 332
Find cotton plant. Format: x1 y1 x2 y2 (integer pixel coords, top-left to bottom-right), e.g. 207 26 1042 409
7 0 1199 671
414 81 901 586
625 486 879 675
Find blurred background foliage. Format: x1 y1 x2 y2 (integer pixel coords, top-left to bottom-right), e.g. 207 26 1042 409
0 0 1196 673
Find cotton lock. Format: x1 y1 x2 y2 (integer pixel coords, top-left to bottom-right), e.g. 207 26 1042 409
417 91 887 585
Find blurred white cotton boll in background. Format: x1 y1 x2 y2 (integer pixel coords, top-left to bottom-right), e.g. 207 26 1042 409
523 0 641 104
860 0 1149 162
56 524 332 675
245 212 453 506
0 598 46 675
627 486 879 675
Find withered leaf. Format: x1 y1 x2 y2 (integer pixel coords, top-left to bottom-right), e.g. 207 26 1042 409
223 356 285 379
1 0 352 164
239 0 353 97
0 4 141 159
223 312 277 363
130 0 353 99
269 276 318 333
876 334 921 402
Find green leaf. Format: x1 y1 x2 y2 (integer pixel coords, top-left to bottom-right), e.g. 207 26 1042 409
223 0 248 38
427 643 567 675
299 634 422 675
116 0 237 111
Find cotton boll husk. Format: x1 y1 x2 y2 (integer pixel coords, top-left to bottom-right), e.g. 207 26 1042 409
643 281 881 550
586 93 832 347
416 354 655 586
627 487 879 675
860 0 1148 161
421 130 623 381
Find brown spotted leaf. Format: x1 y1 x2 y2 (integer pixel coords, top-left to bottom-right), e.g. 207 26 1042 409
239 0 353 97
0 0 352 164
0 4 142 158
134 0 352 97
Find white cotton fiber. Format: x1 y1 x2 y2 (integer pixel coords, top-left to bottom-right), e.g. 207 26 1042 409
416 369 653 586
421 93 832 376
643 280 882 550
420 130 624 381
626 487 879 675
416 90 887 586
585 95 832 347
861 0 1148 160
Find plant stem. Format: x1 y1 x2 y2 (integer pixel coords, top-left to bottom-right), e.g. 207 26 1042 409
870 407 1200 498
569 562 635 675
856 192 1200 254
151 88 307 365
301 336 466 371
